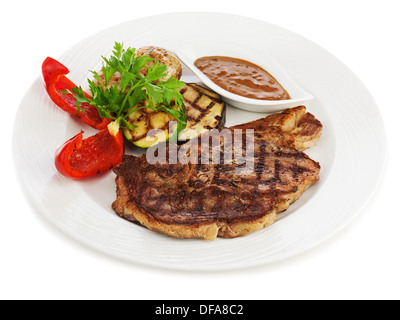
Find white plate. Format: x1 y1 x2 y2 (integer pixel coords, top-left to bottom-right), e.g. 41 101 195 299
175 43 314 112
13 13 387 271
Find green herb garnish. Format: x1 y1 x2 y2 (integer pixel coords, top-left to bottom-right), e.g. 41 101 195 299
64 42 186 137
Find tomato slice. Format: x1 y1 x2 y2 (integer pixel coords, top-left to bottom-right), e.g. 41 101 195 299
55 125 124 179
42 57 110 130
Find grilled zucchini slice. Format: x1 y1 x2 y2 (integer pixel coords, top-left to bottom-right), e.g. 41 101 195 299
122 103 179 149
123 83 226 148
178 83 225 141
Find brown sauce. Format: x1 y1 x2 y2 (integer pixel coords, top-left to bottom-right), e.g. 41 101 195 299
194 56 290 101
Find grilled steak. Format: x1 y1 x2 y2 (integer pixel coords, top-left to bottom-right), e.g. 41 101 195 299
112 106 322 240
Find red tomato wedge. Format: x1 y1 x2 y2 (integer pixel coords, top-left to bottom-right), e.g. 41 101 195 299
55 125 124 179
42 57 109 130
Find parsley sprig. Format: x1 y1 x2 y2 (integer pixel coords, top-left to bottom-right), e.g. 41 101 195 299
65 42 186 135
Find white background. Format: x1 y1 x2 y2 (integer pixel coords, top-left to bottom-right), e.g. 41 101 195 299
2 0 399 300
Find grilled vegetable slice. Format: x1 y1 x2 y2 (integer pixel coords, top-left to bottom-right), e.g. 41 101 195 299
122 83 226 148
55 122 124 179
178 83 226 141
122 101 179 148
134 46 183 81
42 57 110 130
